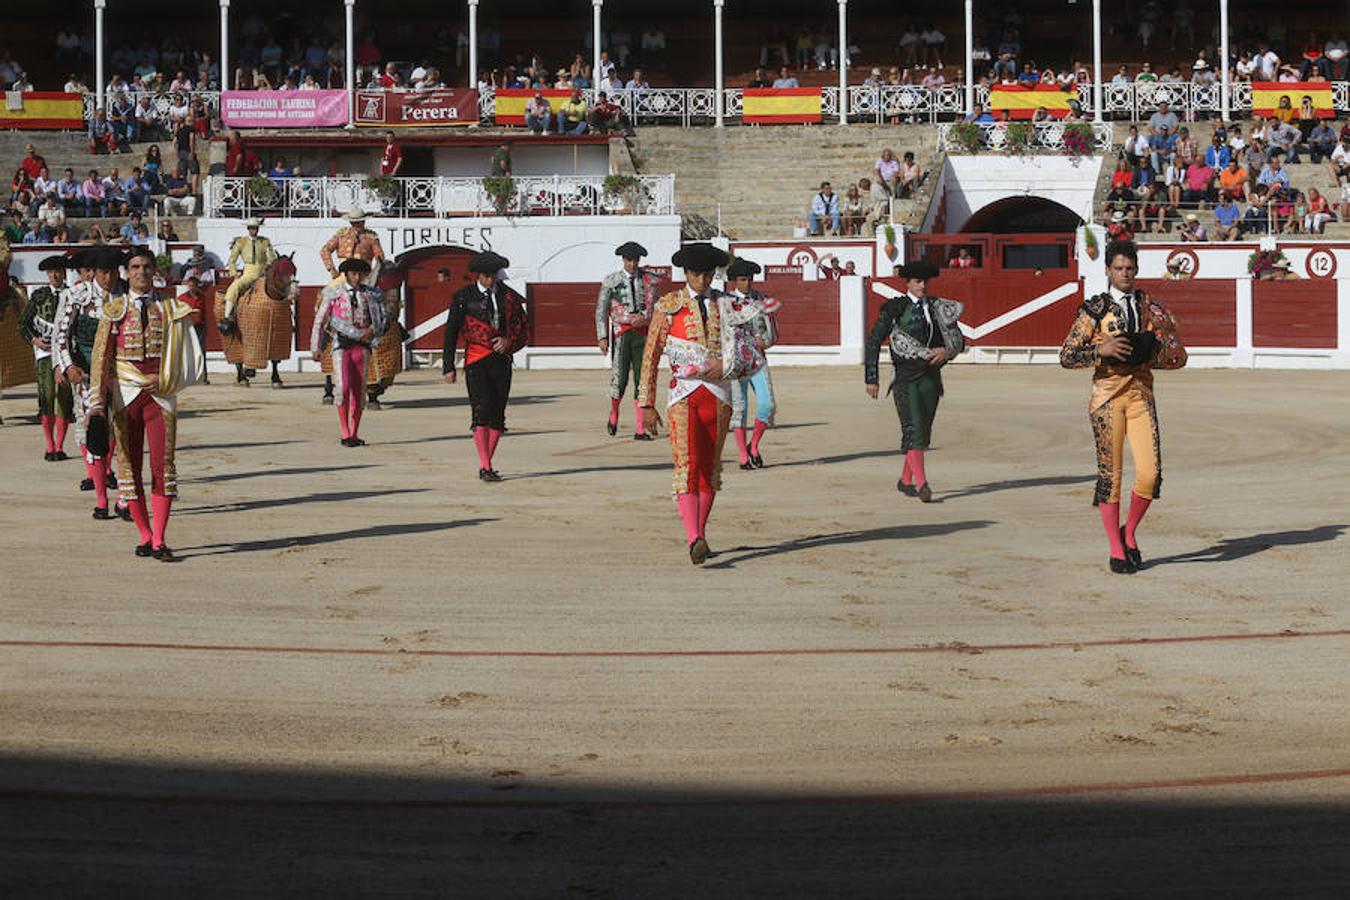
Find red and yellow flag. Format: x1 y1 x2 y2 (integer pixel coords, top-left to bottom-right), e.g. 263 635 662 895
989 84 1073 120
743 88 822 125
0 92 84 129
494 88 575 126
1251 81 1335 119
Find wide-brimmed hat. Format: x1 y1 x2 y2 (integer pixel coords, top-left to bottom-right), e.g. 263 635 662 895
244 217 263 228
468 251 510 274
338 258 371 275
615 241 648 260
39 254 71 271
1111 211 1126 222
1185 213 1199 222
725 258 762 279
1192 59 1209 70
1272 257 1291 269
897 261 939 280
344 210 367 222
671 242 729 271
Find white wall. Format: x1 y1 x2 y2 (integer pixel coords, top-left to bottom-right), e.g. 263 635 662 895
940 155 1105 233
432 144 609 177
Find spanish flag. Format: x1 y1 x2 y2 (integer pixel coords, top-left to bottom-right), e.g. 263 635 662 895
1251 82 1335 119
0 92 84 129
494 88 575 126
990 84 1073 120
743 88 822 124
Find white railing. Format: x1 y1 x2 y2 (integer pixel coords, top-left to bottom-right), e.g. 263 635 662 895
936 121 1115 153
203 174 676 218
82 90 221 123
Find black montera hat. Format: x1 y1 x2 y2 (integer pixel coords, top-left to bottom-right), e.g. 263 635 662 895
468 251 510 274
615 241 648 260
338 258 372 275
39 254 71 271
671 242 729 272
725 258 762 279
897 261 939 280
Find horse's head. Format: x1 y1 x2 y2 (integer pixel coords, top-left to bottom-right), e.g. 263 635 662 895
265 253 298 301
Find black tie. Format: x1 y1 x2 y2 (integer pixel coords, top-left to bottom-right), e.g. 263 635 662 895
139 297 149 333
1122 294 1136 332
629 275 638 311
695 293 708 326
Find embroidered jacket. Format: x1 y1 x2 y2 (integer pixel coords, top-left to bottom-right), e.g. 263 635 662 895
638 288 762 409
312 283 386 357
226 234 277 270
594 268 659 340
53 279 103 374
442 282 530 374
19 284 63 361
728 288 780 350
1059 288 1187 411
320 227 385 275
88 291 203 412
864 294 965 385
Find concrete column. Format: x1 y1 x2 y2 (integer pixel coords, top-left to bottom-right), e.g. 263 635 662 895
468 0 479 90
94 0 106 110
1219 0 1231 120
964 0 974 115
714 0 724 127
837 0 848 124
344 0 356 124
1091 0 1103 122
592 0 603 93
219 0 230 91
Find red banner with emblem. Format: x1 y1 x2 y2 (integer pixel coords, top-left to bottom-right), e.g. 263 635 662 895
354 89 479 127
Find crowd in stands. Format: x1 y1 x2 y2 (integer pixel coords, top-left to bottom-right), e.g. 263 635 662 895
805 147 926 237
1101 113 1350 241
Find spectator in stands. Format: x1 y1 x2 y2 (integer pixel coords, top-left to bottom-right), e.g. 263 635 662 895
143 145 165 193
23 220 45 244
859 177 888 235
1148 125 1177 172
1308 120 1338 164
1257 155 1290 192
1256 44 1280 82
102 168 128 217
166 92 190 124
1218 157 1250 201
1182 153 1214 205
642 27 668 67
747 68 771 89
19 144 45 182
161 170 196 215
158 221 180 243
898 152 922 199
81 169 107 217
964 104 995 124
1204 133 1231 170
88 109 119 155
841 184 864 236
267 157 293 189
1302 188 1333 234
1327 36 1350 81
1329 136 1350 183
950 247 976 269
772 66 799 89
557 89 589 135
83 223 106 244
1106 210 1133 243
1107 159 1134 205
1111 65 1131 85
625 69 649 95
9 169 34 216
1122 125 1148 174
874 148 901 196
807 181 841 236
56 169 81 213
11 71 33 92
1147 102 1178 136
50 224 71 244
921 22 946 68
525 91 552 135
107 92 135 143
1179 212 1207 242
1212 195 1242 240
31 166 55 213
3 212 22 243
134 95 160 141
489 143 512 177
123 168 150 213
37 194 65 234
132 223 151 246
118 211 143 243
380 131 403 177
1174 127 1197 166
1134 62 1157 84
1271 187 1301 233
589 93 630 136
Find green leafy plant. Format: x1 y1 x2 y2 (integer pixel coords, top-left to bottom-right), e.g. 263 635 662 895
364 174 398 194
1081 225 1099 260
155 252 174 273
1062 122 1095 157
1247 248 1288 277
482 175 515 210
948 121 985 153
882 223 897 260
602 173 639 195
245 175 276 202
1005 122 1035 154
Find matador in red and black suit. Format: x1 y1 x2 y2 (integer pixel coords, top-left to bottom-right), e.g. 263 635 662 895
442 251 530 482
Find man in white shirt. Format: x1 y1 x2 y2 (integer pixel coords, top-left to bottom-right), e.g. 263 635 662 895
1326 37 1349 81
771 66 799 89
1256 44 1280 81
1329 137 1350 183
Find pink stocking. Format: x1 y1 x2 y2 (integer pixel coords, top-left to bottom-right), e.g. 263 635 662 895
676 493 700 544
907 449 928 487
1100 501 1126 559
900 454 913 486
696 491 715 538
750 420 768 455
150 494 173 548
632 400 645 434
40 415 55 452
336 400 351 439
608 397 621 426
92 456 109 509
487 428 502 459
472 427 491 468
349 402 363 439
1124 493 1152 549
127 498 153 544
54 416 68 452
734 427 749 463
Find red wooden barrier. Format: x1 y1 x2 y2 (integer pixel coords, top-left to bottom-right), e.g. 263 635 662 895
1253 280 1338 348
1137 279 1237 346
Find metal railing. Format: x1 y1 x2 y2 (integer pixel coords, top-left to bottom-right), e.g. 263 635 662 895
203 174 676 218
82 90 222 123
936 121 1116 153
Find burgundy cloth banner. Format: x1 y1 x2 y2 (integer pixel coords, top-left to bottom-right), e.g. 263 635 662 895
354 90 479 127
220 90 350 128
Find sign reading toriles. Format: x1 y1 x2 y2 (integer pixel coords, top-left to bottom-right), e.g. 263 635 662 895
221 90 350 128
355 90 479 127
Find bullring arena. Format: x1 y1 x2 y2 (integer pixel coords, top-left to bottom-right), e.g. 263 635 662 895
5 0 1350 895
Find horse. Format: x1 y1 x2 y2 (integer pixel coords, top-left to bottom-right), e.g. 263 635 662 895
218 255 299 387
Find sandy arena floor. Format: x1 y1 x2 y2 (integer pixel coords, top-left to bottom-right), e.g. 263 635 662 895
2 365 1348 898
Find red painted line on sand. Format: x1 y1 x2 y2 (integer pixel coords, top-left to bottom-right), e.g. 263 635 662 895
4 767 1349 811
2 628 1348 660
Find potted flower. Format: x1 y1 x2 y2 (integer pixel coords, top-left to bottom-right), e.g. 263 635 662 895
948 121 985 154
364 174 400 212
482 175 515 214
1062 122 1095 157
882 224 898 262
245 174 277 207
1005 122 1035 155
603 173 640 214
1082 225 1099 261
1247 248 1288 279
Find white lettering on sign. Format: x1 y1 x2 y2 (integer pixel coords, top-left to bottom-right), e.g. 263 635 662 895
400 105 460 122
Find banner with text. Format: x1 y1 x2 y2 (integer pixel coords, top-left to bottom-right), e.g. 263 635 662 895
494 88 574 126
742 88 823 124
355 89 479 127
221 90 350 128
0 92 84 129
989 84 1072 119
1251 82 1335 119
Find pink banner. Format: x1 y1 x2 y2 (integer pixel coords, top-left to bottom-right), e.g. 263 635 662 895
221 90 350 128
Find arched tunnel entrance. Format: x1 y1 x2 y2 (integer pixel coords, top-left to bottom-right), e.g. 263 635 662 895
961 196 1084 234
